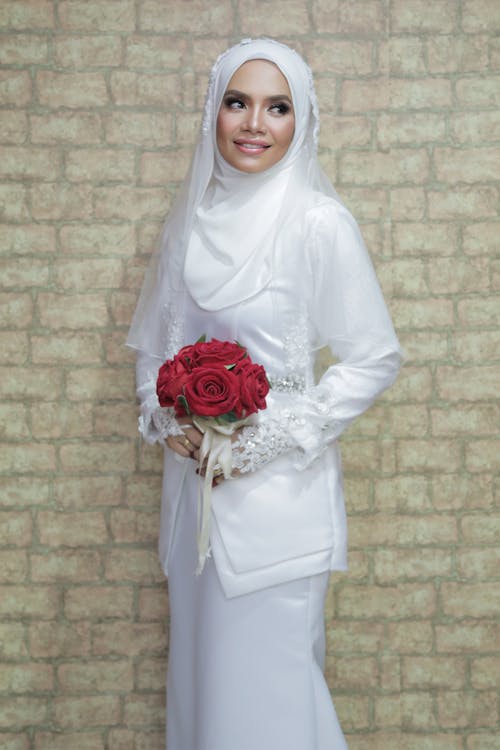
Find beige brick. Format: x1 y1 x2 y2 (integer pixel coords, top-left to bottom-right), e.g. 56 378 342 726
328 619 384 653
0 664 53 694
31 550 101 583
351 514 457 547
463 220 500 256
378 112 445 148
66 367 134 402
138 586 169 621
306 39 373 75
125 34 189 69
391 298 454 328
374 692 436 730
391 0 458 31
109 508 160 544
442 582 499 618
399 331 449 363
59 0 135 31
1 367 62 401
31 333 102 365
403 656 466 689
123 692 165 726
0 184 29 222
60 223 135 256
31 112 101 145
462 0 500 31
456 76 500 107
431 404 498 436
374 548 452 583
388 404 429 437
0 292 33 328
65 586 134 620
427 34 489 73
377 258 428 295
383 366 433 403
337 583 436 618
2 224 55 256
333 656 378 689
60 442 135 473
380 654 401 691
38 511 108 547
54 475 123 509
0 550 28 583
466 439 500 472
35 732 105 750
340 438 378 473
397 439 462 472
54 33 123 67
37 292 108 329
31 402 92 440
37 71 108 108
341 78 389 113
0 0 54 28
104 112 172 147
379 37 425 76
110 290 139 325
0 697 48 728
374 475 430 511
1 144 61 180
0 585 58 619
94 185 168 221
0 257 50 288
387 622 433 654
450 111 500 145
104 549 163 584
452 331 499 363
0 70 32 106
58 659 133 693
389 78 452 110
392 222 458 257
174 111 202 146
94 403 138 438
30 621 91 658
110 71 179 106
0 622 28 659
436 365 498 401
0 403 30 440
0 33 49 65
139 0 232 32
467 734 500 750
471 657 500 689
53 695 121 729
0 111 28 144
0 444 56 473
436 621 498 653
437 690 498 728
0 477 49 508
457 547 500 580
432 474 494 511
458 297 500 327
320 117 372 154
340 149 429 186
65 149 134 183
140 149 194 185
429 257 489 294
434 147 499 183
92 621 167 656
136 655 168 691
54 257 124 289
0 510 32 547
31 183 93 220
314 0 386 33
428 187 497 219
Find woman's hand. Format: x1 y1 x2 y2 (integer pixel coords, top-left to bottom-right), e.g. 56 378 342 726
166 416 203 459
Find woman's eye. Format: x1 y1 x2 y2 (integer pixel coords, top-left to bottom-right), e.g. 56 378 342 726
224 97 245 109
270 102 291 115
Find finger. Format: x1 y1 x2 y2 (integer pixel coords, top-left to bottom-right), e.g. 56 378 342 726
181 426 203 447
166 436 191 458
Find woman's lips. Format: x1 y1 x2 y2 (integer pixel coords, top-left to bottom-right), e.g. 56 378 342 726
234 140 271 155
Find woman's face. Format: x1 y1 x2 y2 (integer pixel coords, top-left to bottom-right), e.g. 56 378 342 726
216 59 295 173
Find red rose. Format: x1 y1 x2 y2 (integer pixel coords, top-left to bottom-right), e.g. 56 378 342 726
156 355 191 409
190 339 248 368
182 366 240 418
237 363 270 416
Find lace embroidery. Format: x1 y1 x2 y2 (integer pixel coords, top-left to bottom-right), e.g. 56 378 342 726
232 420 295 474
151 407 184 439
268 375 306 393
161 302 184 359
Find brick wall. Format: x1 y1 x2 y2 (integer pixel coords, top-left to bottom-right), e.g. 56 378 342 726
0 1 498 747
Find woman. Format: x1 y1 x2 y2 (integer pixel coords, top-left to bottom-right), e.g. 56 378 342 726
127 38 402 750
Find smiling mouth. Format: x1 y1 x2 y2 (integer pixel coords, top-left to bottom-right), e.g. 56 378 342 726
234 140 271 154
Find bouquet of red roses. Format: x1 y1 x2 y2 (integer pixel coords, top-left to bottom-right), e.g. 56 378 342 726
156 336 269 572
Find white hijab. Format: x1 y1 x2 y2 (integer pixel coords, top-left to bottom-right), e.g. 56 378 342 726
127 39 339 356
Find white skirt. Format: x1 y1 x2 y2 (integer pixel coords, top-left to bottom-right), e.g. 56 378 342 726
166 468 348 750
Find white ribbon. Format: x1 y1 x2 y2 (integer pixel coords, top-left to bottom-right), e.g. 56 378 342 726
192 415 252 574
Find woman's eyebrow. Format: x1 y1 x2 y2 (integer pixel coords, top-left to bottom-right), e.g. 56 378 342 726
224 88 292 104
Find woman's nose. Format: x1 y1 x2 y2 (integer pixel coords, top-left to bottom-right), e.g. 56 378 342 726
244 107 265 132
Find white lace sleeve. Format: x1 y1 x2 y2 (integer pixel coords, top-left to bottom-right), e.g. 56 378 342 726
135 351 183 445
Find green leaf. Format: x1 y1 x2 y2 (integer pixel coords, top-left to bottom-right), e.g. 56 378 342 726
196 334 207 343
177 394 191 415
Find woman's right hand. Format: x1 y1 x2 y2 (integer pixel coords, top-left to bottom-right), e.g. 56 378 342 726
166 417 203 459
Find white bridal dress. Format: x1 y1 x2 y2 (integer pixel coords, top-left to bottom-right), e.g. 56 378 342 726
135 197 402 750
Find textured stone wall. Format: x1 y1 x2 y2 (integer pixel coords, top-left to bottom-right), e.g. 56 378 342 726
0 1 498 748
